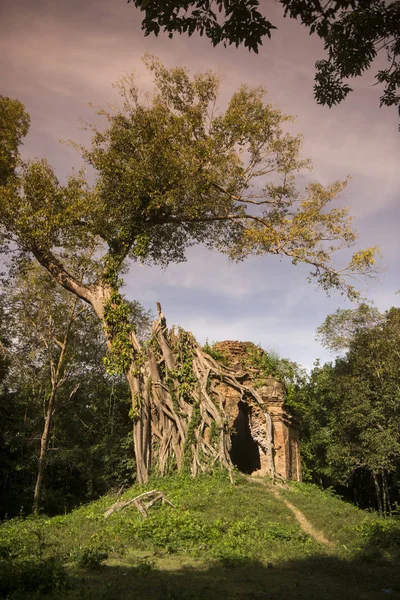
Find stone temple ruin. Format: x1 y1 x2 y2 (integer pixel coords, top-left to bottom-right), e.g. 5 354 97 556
132 307 302 484
213 341 301 481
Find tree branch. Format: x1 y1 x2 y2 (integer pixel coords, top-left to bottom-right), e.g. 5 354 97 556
31 247 93 305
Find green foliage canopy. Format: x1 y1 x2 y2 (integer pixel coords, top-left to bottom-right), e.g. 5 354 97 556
0 57 379 306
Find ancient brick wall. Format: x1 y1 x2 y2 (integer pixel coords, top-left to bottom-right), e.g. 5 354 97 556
213 341 301 481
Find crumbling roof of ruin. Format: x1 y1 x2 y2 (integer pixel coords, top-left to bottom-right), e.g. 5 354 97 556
213 340 265 374
212 340 292 412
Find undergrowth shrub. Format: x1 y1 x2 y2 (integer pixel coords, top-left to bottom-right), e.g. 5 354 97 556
0 557 69 596
74 545 109 570
0 516 50 562
129 507 312 559
355 519 400 553
73 533 110 570
130 556 155 575
133 510 209 553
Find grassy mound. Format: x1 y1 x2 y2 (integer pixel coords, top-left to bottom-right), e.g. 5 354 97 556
1 472 399 599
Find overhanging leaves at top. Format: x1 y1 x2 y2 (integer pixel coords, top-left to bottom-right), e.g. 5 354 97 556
129 1 400 120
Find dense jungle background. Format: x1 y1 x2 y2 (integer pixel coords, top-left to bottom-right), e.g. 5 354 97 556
1 280 399 518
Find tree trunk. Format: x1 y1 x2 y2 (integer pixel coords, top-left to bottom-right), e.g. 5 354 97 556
127 370 151 484
372 472 383 517
382 472 387 518
32 386 57 512
382 472 392 516
32 297 78 512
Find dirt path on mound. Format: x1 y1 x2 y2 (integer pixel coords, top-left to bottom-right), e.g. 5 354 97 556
247 477 335 548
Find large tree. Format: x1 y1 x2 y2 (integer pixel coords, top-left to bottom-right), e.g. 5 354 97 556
130 0 400 119
316 302 384 353
0 58 379 483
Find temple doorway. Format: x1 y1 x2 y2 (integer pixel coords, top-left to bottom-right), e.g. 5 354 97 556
229 401 261 474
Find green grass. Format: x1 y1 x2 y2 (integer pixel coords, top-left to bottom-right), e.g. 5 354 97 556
279 481 400 560
1 471 400 599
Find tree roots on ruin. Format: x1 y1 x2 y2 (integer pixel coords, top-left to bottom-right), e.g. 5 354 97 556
129 304 276 484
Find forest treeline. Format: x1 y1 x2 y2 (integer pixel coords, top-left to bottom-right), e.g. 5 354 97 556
0 267 153 518
292 305 400 516
1 269 399 518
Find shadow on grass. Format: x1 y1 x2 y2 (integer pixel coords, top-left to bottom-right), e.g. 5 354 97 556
64 553 400 600
2 518 400 600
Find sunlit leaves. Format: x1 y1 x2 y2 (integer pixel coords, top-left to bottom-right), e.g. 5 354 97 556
316 304 384 353
0 59 379 302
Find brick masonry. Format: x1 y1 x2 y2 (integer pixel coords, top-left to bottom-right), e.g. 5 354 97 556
213 341 301 481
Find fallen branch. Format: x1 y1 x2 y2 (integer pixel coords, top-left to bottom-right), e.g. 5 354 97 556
104 489 175 518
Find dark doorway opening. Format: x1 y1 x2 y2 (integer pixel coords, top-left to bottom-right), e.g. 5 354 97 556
229 401 261 474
